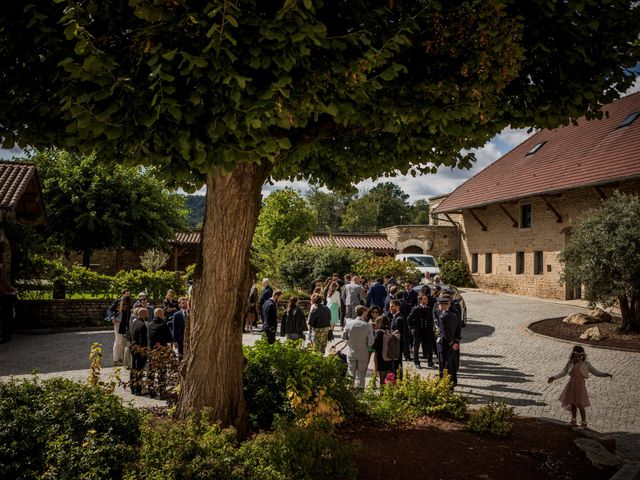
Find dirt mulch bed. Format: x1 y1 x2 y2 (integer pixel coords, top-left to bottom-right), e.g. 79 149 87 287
342 416 615 480
530 317 640 352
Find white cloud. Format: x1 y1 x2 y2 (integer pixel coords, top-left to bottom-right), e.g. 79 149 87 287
623 76 640 96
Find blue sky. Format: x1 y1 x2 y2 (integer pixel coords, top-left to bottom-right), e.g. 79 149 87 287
3 78 639 203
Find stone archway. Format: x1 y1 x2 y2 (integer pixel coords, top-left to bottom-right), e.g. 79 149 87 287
402 245 424 254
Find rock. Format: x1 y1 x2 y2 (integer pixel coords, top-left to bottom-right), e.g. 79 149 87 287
574 438 621 468
563 313 600 325
587 308 613 323
580 326 608 341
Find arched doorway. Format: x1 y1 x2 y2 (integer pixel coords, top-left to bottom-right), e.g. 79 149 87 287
402 245 424 254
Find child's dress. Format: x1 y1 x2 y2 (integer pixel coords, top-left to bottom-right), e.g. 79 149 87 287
551 359 609 411
558 362 590 410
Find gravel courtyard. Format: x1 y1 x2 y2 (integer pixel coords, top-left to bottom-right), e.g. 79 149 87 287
1 290 638 461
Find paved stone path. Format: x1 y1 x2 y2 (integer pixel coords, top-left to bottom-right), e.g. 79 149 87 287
1 290 638 461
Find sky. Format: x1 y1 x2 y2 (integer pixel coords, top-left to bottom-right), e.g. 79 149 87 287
3 77 639 203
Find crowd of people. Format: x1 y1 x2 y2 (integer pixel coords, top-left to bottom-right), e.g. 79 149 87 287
253 272 463 388
107 289 189 397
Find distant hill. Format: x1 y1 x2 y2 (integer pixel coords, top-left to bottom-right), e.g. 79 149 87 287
184 194 205 228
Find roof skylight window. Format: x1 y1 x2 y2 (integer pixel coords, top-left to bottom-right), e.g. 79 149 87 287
617 111 640 129
525 141 546 156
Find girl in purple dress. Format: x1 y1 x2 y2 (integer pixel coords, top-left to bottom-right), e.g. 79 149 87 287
547 345 612 429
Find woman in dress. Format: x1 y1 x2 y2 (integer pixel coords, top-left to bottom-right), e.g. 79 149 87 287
326 281 341 331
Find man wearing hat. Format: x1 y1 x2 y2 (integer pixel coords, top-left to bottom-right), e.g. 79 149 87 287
435 295 460 384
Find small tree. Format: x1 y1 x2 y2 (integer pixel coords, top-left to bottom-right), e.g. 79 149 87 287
140 248 170 272
559 193 640 331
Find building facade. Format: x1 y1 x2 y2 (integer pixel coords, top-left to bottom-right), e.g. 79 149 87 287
433 92 640 300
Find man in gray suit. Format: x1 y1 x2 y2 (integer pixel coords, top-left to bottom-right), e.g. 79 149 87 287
342 276 365 320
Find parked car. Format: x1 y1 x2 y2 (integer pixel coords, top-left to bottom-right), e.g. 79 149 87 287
413 283 467 327
395 254 440 276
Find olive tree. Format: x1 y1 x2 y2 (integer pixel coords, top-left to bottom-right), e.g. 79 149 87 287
560 193 640 332
1 0 638 430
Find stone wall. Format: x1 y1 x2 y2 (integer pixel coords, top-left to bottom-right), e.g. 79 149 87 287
460 179 640 300
379 225 460 258
67 249 143 275
15 299 115 330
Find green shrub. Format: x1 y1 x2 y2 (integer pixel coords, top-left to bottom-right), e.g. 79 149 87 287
243 339 359 431
0 377 141 480
182 263 196 283
436 257 475 287
237 421 358 480
112 269 186 299
125 412 238 480
272 242 317 290
354 256 420 284
311 246 370 283
363 372 467 424
66 265 114 298
466 399 515 436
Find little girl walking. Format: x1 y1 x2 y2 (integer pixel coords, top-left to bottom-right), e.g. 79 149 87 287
547 345 612 428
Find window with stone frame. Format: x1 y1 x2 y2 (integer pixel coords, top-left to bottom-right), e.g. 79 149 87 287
485 252 492 274
534 251 544 275
471 253 478 273
516 251 525 274
520 204 532 229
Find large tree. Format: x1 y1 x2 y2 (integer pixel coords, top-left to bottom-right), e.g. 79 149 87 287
306 186 353 233
1 0 638 429
31 149 187 267
560 193 640 332
341 182 412 232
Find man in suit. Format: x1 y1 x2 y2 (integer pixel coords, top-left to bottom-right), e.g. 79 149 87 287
367 278 387 310
342 275 365 320
129 307 148 395
170 297 189 358
435 296 460 384
262 290 282 344
388 299 409 377
258 278 273 326
407 291 437 369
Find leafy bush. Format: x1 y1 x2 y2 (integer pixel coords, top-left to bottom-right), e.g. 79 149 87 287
272 241 317 290
466 399 515 436
182 263 196 283
354 256 419 283
437 257 475 287
112 269 185 299
237 421 358 480
362 372 467 424
0 377 141 480
243 339 359 431
66 265 114 298
126 412 239 480
311 246 370 282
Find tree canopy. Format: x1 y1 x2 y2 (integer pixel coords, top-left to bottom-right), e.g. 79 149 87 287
341 182 412 232
559 193 640 331
1 1 638 188
31 148 187 266
253 188 316 256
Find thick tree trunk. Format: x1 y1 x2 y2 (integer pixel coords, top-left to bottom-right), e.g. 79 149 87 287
175 162 269 433
619 295 640 332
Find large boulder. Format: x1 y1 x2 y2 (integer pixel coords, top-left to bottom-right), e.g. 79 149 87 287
586 308 613 323
563 313 599 325
580 326 608 341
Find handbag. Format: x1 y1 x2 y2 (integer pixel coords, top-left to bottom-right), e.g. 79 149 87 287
328 329 334 341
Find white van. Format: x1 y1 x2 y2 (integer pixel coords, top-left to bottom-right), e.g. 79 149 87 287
395 254 440 276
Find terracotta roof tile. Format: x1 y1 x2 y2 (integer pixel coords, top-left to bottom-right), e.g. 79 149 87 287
306 234 397 253
0 161 36 210
434 92 640 213
173 231 202 245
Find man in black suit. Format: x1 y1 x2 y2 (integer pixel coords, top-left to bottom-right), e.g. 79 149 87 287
129 308 148 395
388 299 408 377
435 296 460 384
407 291 437 369
147 308 173 398
258 278 273 326
261 290 282 344
170 297 189 358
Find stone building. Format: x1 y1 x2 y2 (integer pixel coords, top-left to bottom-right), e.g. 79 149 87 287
433 92 640 300
378 225 459 258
